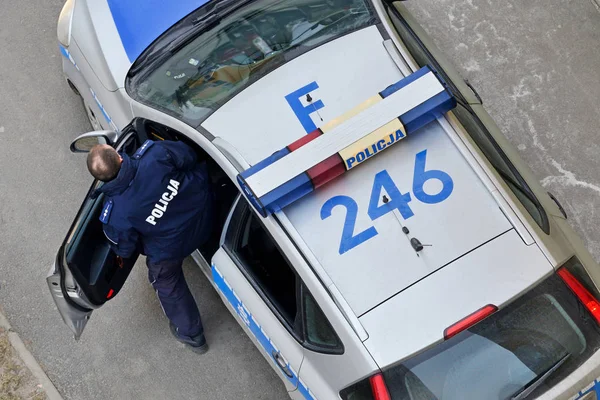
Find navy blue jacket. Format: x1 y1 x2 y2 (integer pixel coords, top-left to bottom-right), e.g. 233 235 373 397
96 140 214 264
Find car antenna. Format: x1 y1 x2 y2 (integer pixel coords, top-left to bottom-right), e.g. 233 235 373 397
306 93 323 122
383 195 432 256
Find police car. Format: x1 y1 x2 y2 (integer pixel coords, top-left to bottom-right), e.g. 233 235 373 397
48 0 600 398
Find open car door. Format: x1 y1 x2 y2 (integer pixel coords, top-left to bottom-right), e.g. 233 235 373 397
46 121 150 339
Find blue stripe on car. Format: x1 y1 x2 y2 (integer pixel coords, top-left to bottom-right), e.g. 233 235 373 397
211 264 316 400
58 44 120 132
90 88 118 131
59 45 80 72
106 0 211 62
59 45 69 59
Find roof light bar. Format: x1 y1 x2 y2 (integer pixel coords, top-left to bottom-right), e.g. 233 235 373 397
237 66 457 217
443 304 498 340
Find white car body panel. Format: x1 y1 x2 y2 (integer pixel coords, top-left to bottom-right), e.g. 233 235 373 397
211 249 305 395
360 229 553 368
61 42 132 131
71 0 129 91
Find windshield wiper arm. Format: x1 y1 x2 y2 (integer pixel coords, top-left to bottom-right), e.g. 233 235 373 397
511 353 570 400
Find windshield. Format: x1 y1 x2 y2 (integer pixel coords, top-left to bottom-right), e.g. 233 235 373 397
342 272 600 400
128 0 376 124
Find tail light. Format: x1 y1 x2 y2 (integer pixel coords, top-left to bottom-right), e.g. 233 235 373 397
557 260 600 324
340 372 391 400
369 373 391 400
443 304 498 340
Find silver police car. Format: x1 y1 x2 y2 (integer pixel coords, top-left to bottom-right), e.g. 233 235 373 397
48 0 600 398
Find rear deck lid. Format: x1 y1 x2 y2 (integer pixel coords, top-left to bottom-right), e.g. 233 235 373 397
358 229 553 368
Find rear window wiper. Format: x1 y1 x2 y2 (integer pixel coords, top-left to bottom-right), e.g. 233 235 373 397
511 352 570 400
490 163 540 208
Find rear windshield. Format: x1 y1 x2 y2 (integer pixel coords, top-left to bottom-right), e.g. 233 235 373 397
128 0 376 125
343 273 600 400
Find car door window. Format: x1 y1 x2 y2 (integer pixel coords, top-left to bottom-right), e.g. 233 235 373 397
224 201 343 354
238 213 300 328
226 202 301 334
387 7 549 234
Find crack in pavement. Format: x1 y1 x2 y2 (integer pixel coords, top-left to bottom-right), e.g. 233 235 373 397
541 159 600 195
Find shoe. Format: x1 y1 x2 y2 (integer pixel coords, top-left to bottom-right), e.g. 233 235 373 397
169 323 209 354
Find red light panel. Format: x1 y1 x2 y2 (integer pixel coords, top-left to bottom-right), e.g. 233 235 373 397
444 304 498 340
558 268 600 324
307 154 346 189
287 129 322 152
369 373 391 400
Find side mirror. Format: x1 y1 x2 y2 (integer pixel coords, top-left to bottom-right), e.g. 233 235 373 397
70 130 118 153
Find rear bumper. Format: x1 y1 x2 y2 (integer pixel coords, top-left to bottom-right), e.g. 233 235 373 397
539 349 600 400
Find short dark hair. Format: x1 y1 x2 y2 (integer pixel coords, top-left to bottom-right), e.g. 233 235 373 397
87 145 121 182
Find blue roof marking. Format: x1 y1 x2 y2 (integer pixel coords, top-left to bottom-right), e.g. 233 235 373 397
107 0 211 62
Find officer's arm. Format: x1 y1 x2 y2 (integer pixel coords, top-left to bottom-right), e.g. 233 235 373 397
162 141 198 170
103 224 139 259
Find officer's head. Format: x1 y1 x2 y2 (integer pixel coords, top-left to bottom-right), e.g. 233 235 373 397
87 144 122 182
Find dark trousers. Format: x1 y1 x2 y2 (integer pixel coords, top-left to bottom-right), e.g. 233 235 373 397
146 258 204 339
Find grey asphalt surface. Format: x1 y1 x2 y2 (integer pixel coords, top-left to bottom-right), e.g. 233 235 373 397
0 1 599 400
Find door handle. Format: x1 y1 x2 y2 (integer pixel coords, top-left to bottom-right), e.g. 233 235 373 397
271 350 294 378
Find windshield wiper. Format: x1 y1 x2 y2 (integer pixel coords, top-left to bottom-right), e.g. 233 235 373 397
191 0 238 25
510 353 570 400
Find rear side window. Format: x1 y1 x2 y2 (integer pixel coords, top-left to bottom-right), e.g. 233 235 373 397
341 273 600 399
303 286 341 350
225 202 343 354
387 6 549 233
231 206 300 328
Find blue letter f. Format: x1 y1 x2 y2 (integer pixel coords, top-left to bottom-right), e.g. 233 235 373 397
285 82 324 134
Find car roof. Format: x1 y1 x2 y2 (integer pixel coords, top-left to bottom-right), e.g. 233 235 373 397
203 26 518 317
106 0 210 62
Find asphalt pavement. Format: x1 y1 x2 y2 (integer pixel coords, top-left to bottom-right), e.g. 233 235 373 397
0 1 599 400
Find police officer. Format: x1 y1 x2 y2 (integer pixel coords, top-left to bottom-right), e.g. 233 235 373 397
87 139 214 354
